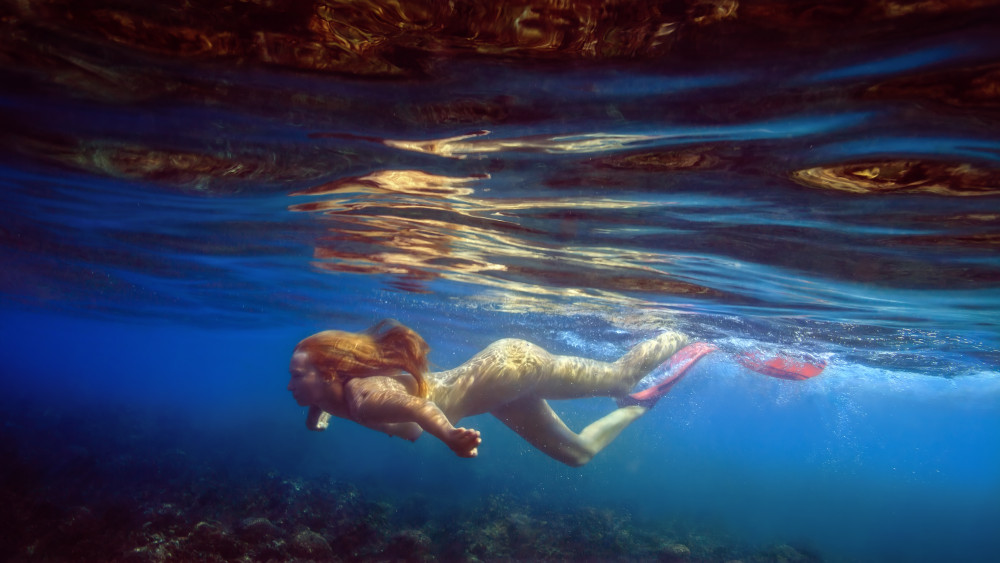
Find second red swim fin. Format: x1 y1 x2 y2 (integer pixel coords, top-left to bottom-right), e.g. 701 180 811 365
736 352 826 380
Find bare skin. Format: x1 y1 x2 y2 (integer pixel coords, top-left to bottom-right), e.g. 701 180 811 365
288 331 689 466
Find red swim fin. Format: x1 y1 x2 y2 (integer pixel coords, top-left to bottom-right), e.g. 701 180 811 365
736 352 826 381
622 342 718 406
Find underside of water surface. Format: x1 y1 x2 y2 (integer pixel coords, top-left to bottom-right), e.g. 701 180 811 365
1 1 999 561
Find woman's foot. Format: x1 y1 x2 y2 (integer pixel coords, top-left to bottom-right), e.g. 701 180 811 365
618 342 717 408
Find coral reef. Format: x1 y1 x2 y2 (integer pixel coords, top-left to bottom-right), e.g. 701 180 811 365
0 400 823 562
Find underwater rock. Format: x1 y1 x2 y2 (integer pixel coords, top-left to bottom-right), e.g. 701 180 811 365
57 505 99 541
186 521 244 560
504 511 537 545
766 543 808 562
290 529 334 560
661 542 692 560
141 502 187 534
386 529 432 561
122 542 181 563
236 516 284 544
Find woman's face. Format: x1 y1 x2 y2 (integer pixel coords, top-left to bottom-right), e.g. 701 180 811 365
288 350 345 411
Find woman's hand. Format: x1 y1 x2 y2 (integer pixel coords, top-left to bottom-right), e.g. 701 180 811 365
446 427 481 457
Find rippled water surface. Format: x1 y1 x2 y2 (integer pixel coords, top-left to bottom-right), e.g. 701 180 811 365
2 1 1000 561
4 1 1000 371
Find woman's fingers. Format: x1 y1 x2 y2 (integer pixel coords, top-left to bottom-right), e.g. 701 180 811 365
450 427 481 457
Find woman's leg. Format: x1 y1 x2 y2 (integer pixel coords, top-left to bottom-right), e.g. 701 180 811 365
434 332 688 418
492 395 647 467
485 331 690 466
533 330 689 399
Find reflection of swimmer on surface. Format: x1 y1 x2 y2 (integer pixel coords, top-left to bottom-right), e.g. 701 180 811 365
286 320 735 466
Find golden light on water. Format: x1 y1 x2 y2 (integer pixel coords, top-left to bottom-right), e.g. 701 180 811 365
289 168 722 311
382 130 665 159
792 160 1000 196
292 170 481 198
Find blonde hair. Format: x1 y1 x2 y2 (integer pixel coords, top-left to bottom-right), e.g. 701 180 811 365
294 320 430 397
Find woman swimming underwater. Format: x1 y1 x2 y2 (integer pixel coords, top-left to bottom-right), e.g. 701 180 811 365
287 320 819 466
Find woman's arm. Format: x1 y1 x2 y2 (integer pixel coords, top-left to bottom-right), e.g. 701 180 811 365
307 405 420 440
363 421 424 442
345 377 481 457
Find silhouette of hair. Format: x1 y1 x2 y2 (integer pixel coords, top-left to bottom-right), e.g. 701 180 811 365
294 320 430 397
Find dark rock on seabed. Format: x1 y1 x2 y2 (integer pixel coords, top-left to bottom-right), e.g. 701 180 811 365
0 401 823 562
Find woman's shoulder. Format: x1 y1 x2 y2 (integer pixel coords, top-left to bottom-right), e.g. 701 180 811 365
347 373 416 395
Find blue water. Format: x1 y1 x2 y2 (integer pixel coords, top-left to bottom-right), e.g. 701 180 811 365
2 2 1000 561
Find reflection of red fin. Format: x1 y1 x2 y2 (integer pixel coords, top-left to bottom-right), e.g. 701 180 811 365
624 342 718 405
737 352 826 381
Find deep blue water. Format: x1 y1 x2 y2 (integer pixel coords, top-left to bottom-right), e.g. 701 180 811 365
2 1 1000 561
